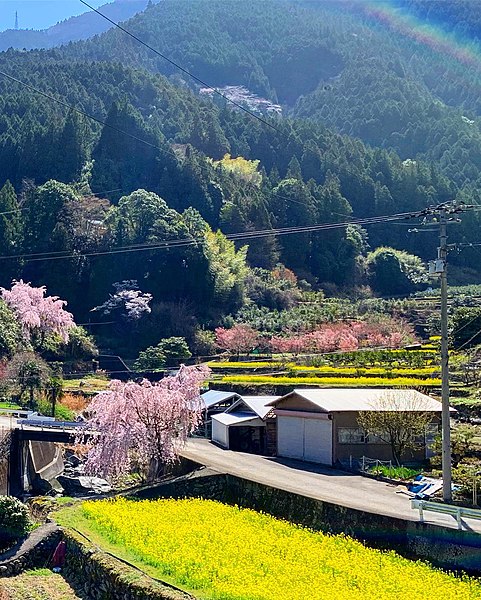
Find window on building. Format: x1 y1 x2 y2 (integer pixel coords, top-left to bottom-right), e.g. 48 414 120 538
338 427 366 444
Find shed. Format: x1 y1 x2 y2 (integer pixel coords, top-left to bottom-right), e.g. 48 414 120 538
201 390 241 412
269 388 450 466
199 390 241 437
211 395 278 455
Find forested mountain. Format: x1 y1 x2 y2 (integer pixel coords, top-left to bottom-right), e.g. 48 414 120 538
0 0 153 52
49 0 481 191
0 0 481 355
397 0 481 41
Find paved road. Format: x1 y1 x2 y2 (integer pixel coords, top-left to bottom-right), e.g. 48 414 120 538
182 438 481 533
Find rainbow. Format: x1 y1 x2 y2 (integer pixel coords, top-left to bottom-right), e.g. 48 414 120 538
348 1 481 78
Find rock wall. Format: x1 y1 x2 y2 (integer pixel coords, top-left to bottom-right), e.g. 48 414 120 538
0 432 11 495
62 529 196 600
0 524 61 576
135 467 481 574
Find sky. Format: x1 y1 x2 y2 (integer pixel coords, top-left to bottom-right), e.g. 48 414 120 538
0 0 106 32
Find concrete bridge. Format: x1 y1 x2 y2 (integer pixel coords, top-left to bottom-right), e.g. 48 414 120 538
0 412 90 496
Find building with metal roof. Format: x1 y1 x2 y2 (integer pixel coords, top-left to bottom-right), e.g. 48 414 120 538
211 395 278 455
269 388 450 466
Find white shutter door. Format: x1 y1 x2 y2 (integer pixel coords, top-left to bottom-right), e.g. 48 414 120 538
303 418 332 465
212 420 229 448
277 416 304 459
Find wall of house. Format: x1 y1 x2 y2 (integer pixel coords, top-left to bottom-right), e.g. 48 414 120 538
265 420 277 456
274 394 324 412
332 412 441 465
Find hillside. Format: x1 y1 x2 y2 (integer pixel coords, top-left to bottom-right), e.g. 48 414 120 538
51 0 481 191
0 0 480 342
0 0 154 52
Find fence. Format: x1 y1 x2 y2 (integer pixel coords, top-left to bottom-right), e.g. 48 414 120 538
343 455 393 472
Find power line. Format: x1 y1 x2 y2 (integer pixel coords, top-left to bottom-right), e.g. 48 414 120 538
0 68 320 214
0 209 417 264
79 0 282 134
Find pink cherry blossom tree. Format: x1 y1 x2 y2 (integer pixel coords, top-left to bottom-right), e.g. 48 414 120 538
80 364 210 481
267 318 415 357
215 325 260 359
1 280 75 346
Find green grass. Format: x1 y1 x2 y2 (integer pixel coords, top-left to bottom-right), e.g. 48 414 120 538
54 503 198 596
370 465 422 480
63 375 109 393
0 570 81 600
0 401 21 410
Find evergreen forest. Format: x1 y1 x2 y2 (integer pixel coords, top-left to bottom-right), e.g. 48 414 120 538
0 0 481 358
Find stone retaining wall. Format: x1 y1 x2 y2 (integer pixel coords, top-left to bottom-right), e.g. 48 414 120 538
0 524 61 576
135 467 481 574
62 529 196 600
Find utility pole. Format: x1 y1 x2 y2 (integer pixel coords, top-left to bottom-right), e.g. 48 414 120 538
15 11 18 30
438 207 452 502
426 201 475 502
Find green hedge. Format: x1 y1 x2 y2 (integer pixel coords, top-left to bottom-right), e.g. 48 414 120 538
219 375 441 387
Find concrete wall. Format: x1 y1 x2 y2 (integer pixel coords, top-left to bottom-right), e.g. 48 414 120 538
135 468 481 575
7 432 64 496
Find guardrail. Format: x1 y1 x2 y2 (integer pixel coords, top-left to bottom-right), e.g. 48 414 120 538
17 419 85 432
411 498 481 530
0 408 32 419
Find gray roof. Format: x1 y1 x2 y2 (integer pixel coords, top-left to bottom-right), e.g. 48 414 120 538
269 388 452 413
235 396 279 419
211 412 263 426
201 390 240 409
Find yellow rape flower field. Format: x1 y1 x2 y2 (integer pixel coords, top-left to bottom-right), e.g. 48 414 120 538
71 497 481 600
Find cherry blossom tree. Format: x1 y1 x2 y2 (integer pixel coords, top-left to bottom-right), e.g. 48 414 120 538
80 364 210 480
215 325 260 359
1 280 75 346
91 280 152 321
267 318 415 356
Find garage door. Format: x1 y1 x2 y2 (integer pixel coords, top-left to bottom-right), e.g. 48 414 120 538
277 416 332 465
277 417 305 459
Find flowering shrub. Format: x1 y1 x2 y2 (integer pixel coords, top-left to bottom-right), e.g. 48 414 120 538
215 324 260 357
80 498 481 600
80 364 209 480
1 280 74 344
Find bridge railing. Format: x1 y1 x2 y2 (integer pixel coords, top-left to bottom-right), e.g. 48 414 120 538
17 419 86 432
0 408 33 419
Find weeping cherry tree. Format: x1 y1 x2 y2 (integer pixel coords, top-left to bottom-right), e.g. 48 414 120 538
80 364 210 481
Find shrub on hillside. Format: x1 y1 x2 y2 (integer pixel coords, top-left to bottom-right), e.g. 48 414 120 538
0 496 32 551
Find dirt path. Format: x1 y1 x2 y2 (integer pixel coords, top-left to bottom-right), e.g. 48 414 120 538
0 570 82 600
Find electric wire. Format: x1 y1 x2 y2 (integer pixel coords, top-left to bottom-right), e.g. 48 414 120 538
79 0 282 134
0 210 418 264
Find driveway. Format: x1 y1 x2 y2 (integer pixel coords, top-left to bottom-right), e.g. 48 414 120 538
182 438 481 533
